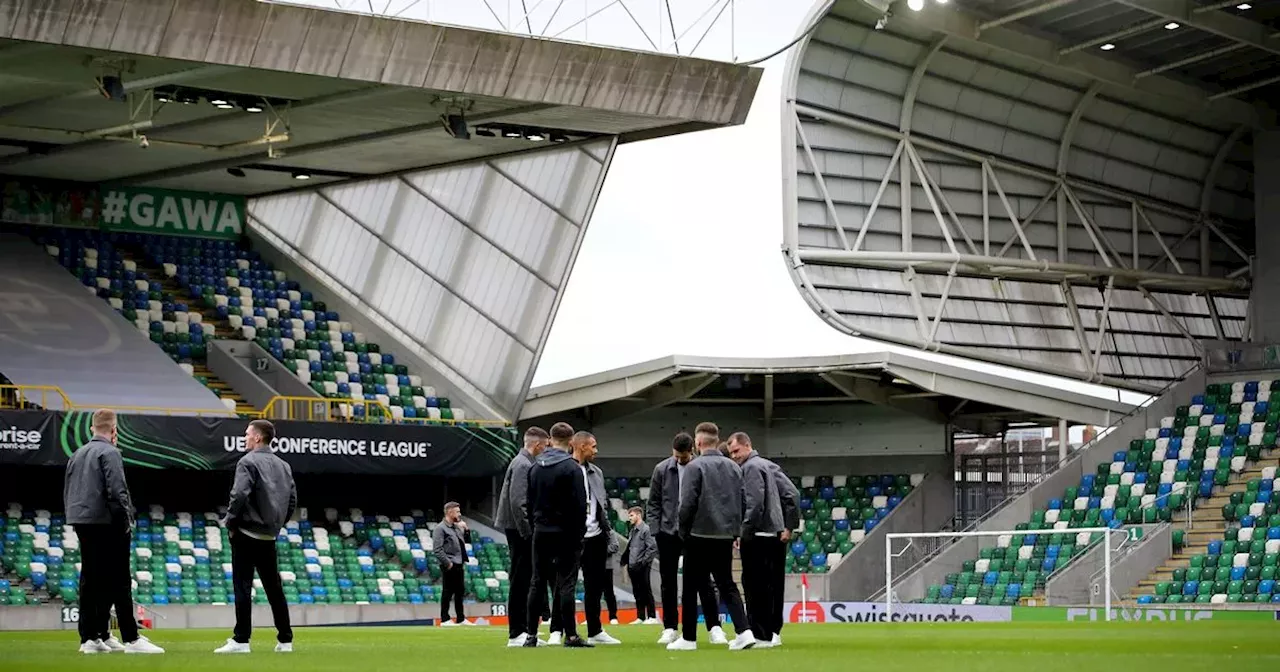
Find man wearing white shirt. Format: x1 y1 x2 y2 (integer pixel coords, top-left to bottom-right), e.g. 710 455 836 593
573 431 622 645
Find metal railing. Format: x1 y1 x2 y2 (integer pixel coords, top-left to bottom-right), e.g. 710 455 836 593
873 361 1199 598
0 384 511 427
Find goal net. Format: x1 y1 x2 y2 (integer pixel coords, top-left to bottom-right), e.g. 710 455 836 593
882 527 1133 621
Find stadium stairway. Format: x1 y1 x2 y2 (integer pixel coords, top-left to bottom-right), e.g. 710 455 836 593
118 245 255 416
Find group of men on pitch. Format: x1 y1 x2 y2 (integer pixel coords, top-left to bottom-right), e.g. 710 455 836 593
496 420 799 650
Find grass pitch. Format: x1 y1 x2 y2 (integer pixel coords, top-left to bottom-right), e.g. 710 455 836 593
0 622 1275 672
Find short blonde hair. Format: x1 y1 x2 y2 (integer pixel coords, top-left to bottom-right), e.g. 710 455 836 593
694 421 719 449
91 409 117 436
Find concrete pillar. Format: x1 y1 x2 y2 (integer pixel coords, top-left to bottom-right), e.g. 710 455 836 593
1058 418 1068 462
1254 129 1280 343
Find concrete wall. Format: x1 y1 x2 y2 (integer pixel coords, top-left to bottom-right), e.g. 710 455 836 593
883 368 1205 601
1044 524 1169 606
1255 129 1280 343
826 472 955 601
209 340 319 410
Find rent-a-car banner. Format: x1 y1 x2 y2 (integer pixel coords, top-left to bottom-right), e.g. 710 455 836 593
0 410 517 477
783 601 1012 623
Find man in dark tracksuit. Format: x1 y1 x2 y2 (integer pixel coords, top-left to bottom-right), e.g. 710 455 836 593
523 422 592 648
624 506 658 622
495 426 549 646
215 420 297 654
576 432 621 645
64 409 164 655
727 431 798 648
433 502 470 626
647 432 725 645
671 422 754 651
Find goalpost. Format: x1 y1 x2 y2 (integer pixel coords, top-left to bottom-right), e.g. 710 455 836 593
884 527 1131 622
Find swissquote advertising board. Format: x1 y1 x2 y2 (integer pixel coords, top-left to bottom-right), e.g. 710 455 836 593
0 410 517 477
782 602 1280 624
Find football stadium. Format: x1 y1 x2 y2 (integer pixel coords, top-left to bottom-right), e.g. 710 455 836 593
0 0 1277 669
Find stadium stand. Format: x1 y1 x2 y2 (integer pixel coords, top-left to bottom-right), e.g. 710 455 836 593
602 473 923 575
922 379 1280 606
0 231 231 414
0 503 520 609
20 226 468 423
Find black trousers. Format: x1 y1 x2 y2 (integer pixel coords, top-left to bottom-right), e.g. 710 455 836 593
440 563 466 623
681 537 748 642
740 535 783 640
603 565 617 620
772 537 787 636
581 534 612 636
526 530 582 639
627 563 656 620
504 530 532 638
230 532 292 644
76 524 139 644
656 532 721 631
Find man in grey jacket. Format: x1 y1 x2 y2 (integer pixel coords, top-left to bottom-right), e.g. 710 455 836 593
433 502 470 626
64 409 164 655
727 431 798 649
624 506 658 623
670 422 754 651
495 426 548 646
574 431 622 645
647 432 724 646
215 419 297 654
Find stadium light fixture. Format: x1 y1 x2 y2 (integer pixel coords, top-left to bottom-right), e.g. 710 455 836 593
292 171 311 180
1237 3 1251 10
907 0 924 11
226 167 246 178
474 126 496 138
209 96 234 109
526 131 546 141
1164 22 1180 30
241 99 264 113
1100 43 1116 50
441 113 470 140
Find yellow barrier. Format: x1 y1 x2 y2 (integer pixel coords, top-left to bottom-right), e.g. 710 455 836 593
1 385 510 427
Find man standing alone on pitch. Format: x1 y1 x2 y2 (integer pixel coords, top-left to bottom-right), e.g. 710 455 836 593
523 422 591 648
647 432 726 646
495 426 549 647
670 422 755 651
215 420 296 654
64 409 164 655
624 507 658 623
727 431 798 649
574 431 622 645
433 502 471 627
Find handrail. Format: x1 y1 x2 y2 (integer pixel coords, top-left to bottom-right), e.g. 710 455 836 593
0 385 512 427
875 361 1200 598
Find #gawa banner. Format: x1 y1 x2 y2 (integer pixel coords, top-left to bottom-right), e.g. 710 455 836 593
98 187 246 241
0 410 517 477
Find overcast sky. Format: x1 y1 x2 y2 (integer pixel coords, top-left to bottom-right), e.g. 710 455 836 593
282 0 1147 409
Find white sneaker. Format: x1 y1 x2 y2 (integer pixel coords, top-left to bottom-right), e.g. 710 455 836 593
609 618 619 625
80 639 111 654
666 638 697 651
708 626 729 645
124 636 165 654
588 631 622 645
546 631 563 646
275 643 293 653
656 628 679 645
629 618 645 625
214 639 251 654
439 620 461 628
728 631 757 651
102 636 126 652
507 633 527 648
643 617 662 626
461 620 476 626
754 636 776 649
771 634 781 647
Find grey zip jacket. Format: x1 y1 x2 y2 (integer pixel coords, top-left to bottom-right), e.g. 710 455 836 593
741 450 788 536
432 521 468 566
625 520 659 569
64 437 134 528
646 456 681 536
678 449 743 539
495 448 535 538
224 449 297 538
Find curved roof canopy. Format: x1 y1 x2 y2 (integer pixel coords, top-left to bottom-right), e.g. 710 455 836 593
782 0 1270 393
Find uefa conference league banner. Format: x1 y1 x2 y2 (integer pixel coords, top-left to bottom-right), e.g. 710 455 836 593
0 410 518 477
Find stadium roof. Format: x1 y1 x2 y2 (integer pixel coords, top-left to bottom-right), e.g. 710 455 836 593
521 351 1136 434
0 0 761 196
782 0 1268 395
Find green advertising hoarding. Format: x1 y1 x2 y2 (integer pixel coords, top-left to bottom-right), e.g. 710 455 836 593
98 187 245 241
1011 606 1278 622
1 176 245 241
